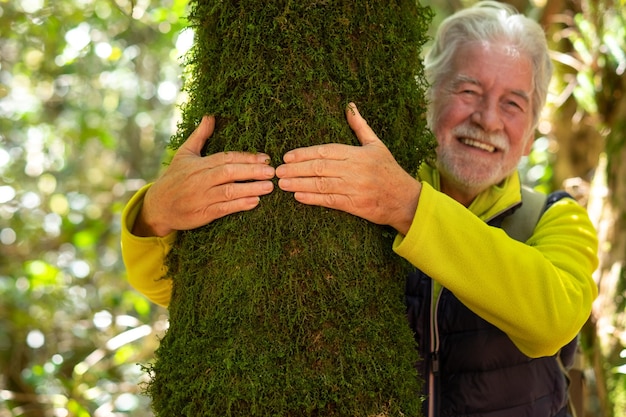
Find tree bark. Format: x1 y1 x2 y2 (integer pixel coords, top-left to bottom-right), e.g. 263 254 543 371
145 1 435 416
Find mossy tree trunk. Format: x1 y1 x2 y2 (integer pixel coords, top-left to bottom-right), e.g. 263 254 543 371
146 1 435 416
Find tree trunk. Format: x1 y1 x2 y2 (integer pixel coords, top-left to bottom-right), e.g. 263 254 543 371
539 1 626 415
145 1 435 416
586 123 626 417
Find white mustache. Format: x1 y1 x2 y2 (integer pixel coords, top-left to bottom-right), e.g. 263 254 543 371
452 124 509 153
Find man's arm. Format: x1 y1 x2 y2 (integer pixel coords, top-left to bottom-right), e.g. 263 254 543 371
276 103 422 235
394 183 599 358
121 184 175 307
121 115 276 306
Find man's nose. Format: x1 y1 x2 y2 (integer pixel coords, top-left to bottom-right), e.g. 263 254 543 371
470 98 504 132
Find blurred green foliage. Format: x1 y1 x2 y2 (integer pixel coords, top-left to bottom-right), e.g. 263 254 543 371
0 0 190 415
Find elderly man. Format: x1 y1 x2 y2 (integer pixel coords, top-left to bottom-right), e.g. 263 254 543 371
122 2 597 415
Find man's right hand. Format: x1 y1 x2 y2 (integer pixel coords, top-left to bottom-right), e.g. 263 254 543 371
132 115 276 237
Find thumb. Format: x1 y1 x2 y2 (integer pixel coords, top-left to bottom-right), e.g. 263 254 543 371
182 115 216 155
345 103 381 146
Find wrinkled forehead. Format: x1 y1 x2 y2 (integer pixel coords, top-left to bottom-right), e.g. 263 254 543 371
464 39 527 62
452 40 533 88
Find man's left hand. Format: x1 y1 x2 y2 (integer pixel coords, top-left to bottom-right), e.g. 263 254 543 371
276 103 422 236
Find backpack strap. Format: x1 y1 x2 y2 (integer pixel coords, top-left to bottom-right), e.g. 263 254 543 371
500 186 548 242
500 186 573 242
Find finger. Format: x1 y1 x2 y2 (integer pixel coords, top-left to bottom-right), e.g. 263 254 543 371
207 163 276 186
278 176 342 194
206 150 272 169
292 191 352 214
281 143 350 165
202 193 275 225
276 158 345 180
345 102 381 147
211 196 264 217
196 181 274 223
183 115 216 155
175 196 263 232
205 180 275 204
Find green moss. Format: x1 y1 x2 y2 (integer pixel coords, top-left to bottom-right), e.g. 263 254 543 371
146 1 435 416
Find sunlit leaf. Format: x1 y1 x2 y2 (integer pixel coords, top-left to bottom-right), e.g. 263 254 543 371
573 70 599 114
66 398 90 417
129 292 152 317
25 260 60 287
72 229 100 248
113 344 136 366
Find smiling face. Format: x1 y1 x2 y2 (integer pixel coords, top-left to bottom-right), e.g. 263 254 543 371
430 41 536 206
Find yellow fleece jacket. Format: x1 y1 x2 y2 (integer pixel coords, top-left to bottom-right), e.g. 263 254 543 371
121 166 598 358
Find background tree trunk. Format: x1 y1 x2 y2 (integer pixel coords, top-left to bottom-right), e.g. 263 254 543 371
538 1 626 415
587 150 626 417
145 1 435 416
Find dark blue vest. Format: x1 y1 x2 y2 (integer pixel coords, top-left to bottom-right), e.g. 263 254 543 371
405 191 576 416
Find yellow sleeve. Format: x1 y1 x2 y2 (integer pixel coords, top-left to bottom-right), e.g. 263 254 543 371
394 183 598 358
121 184 175 307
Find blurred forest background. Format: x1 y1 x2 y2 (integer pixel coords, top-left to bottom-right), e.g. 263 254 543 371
0 0 624 416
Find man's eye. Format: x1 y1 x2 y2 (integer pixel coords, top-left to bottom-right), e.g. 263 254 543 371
507 100 523 110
